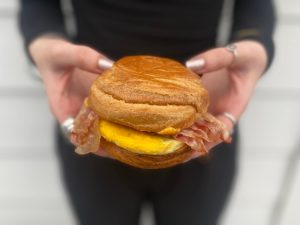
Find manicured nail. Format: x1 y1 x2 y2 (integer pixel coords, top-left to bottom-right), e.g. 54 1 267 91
98 58 114 70
185 58 205 71
75 147 89 155
222 130 232 143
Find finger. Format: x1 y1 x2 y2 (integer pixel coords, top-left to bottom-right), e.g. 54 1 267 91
94 147 110 158
215 113 237 137
69 45 114 73
51 43 113 74
187 115 235 162
188 141 221 161
186 47 235 73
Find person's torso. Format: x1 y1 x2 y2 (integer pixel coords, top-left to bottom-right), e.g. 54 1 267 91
72 0 224 62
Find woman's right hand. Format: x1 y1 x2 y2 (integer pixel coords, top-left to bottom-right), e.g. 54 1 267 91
29 35 113 123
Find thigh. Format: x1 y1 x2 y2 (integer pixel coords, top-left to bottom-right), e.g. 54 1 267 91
55 128 143 225
153 132 238 225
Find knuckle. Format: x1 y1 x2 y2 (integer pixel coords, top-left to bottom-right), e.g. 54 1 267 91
216 57 226 67
208 48 232 68
75 46 92 66
75 46 88 65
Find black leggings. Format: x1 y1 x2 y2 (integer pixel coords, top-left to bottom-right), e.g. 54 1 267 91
55 127 238 225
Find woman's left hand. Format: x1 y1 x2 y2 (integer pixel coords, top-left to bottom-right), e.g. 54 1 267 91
186 40 268 155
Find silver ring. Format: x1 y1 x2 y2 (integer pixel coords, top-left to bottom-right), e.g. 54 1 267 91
222 112 237 126
225 43 238 63
61 117 75 139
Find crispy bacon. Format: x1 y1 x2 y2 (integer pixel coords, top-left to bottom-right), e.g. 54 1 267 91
70 104 101 154
71 103 230 157
174 113 230 154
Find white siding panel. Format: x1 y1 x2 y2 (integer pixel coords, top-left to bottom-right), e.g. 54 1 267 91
0 0 18 10
0 159 63 199
276 0 300 16
222 206 272 225
0 210 75 225
221 156 287 225
259 24 300 90
0 97 54 151
280 163 300 225
239 97 300 154
0 159 76 225
0 18 39 90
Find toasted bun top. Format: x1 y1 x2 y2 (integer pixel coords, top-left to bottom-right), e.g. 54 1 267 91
89 56 209 132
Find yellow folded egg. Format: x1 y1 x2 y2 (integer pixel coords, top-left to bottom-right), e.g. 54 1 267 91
99 120 184 155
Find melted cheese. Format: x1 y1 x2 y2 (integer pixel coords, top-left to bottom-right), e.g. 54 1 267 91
99 120 184 155
158 127 180 135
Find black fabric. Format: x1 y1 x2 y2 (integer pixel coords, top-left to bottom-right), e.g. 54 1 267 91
56 125 238 225
70 0 223 62
19 0 66 48
230 0 276 70
19 0 275 66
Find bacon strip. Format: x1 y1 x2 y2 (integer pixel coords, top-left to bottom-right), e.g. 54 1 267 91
71 104 229 157
174 113 230 154
70 105 101 154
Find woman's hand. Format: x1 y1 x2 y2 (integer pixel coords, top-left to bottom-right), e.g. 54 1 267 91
186 40 268 157
29 35 113 123
29 36 113 157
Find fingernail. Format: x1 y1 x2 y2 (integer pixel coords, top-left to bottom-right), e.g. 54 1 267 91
75 147 90 155
98 58 114 70
222 130 232 143
185 58 205 71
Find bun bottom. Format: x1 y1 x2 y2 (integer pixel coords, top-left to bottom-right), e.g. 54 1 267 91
100 139 193 169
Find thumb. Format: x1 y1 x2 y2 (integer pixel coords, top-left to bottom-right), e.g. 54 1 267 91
68 45 114 73
186 46 235 74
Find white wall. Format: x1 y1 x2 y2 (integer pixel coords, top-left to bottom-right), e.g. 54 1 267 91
0 0 299 225
0 1 76 224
